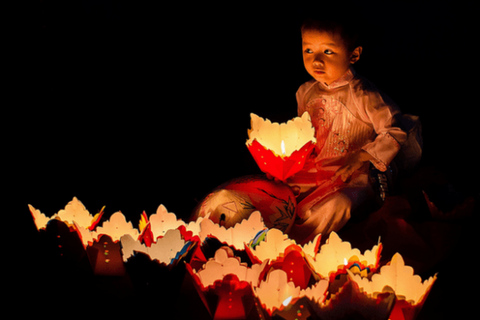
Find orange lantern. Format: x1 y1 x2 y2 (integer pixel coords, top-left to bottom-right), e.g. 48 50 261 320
246 112 316 181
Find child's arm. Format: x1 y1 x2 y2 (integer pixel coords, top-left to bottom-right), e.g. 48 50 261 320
351 82 407 173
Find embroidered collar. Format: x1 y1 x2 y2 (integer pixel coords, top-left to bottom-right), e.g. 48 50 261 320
319 68 355 90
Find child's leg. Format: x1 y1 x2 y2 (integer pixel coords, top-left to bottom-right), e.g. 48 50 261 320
288 185 374 244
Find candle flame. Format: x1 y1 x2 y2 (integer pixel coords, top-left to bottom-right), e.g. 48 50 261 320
282 296 293 307
281 140 286 155
344 257 348 266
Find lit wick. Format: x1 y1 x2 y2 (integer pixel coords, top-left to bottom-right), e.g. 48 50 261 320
282 296 293 307
281 140 286 156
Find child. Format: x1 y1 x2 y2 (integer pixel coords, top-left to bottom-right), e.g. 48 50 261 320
192 10 420 244
287 13 409 244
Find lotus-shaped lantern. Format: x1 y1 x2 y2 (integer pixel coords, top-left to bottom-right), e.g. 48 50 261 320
246 112 316 181
348 253 437 320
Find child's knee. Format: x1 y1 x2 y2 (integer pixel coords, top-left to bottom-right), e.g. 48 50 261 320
309 193 352 233
311 192 352 219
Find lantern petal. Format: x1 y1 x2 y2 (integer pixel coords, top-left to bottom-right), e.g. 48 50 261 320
95 211 139 242
28 204 51 230
56 197 94 229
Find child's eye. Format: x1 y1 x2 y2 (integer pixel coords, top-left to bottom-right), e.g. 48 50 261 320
324 49 334 55
304 48 314 54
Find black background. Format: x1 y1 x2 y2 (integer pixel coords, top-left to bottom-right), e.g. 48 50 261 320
9 1 479 318
13 1 478 217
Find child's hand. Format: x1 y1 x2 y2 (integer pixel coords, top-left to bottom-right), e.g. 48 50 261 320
332 150 374 182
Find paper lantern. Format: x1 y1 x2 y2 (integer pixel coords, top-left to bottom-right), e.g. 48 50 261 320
29 197 439 319
35 219 91 272
246 228 321 264
29 197 103 231
121 229 195 266
348 253 437 320
94 211 139 242
191 247 267 288
270 296 320 320
186 247 268 319
138 205 204 246
198 210 267 250
268 245 319 290
254 269 328 315
87 234 126 276
317 279 396 320
306 231 382 280
246 112 316 181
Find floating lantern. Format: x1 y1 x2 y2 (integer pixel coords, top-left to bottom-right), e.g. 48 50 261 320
255 269 302 314
29 198 439 319
271 296 319 320
246 228 321 264
85 211 139 276
121 228 195 266
94 211 139 242
348 253 437 320
198 210 267 250
318 280 396 320
254 269 328 315
29 197 103 231
306 231 382 280
246 112 316 181
186 247 268 319
191 247 267 287
139 205 204 246
268 245 319 290
87 234 126 276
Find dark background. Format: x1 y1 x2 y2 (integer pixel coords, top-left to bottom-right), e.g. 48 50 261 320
9 1 478 318
14 0 478 217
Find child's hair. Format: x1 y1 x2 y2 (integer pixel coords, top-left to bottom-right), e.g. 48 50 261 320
299 5 363 52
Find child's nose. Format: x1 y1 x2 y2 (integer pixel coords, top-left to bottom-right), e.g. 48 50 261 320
313 57 324 68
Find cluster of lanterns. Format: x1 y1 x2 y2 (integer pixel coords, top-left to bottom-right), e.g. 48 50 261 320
29 197 436 320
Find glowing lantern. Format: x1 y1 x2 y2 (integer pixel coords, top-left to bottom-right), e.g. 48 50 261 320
121 229 195 266
29 197 103 231
254 269 328 315
348 253 437 320
138 205 204 246
268 245 319 290
83 211 139 276
186 247 268 319
94 211 139 242
255 269 302 314
190 247 267 287
318 280 396 320
198 210 267 250
246 112 316 181
246 228 321 264
306 231 382 280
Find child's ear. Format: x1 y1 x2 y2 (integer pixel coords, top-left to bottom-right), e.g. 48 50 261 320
350 46 362 64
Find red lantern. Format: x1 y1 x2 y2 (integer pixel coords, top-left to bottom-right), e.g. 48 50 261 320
246 113 316 182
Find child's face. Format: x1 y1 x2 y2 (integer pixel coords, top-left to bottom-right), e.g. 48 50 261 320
302 29 361 85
